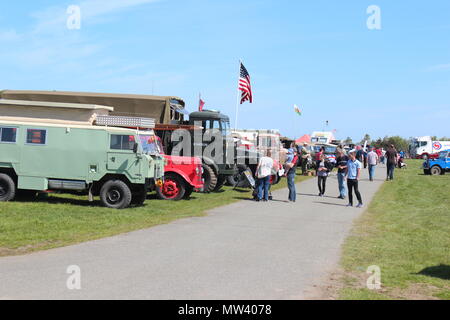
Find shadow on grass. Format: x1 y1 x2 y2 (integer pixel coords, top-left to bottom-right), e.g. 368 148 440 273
417 265 450 280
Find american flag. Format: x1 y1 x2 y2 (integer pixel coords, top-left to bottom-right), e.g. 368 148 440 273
239 62 253 104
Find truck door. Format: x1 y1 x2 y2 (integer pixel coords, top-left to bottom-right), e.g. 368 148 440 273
107 134 142 179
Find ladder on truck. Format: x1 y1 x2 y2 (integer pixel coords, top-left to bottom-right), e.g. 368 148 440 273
95 115 156 129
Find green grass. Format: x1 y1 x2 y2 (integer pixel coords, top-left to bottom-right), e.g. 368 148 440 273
0 171 310 256
339 160 450 300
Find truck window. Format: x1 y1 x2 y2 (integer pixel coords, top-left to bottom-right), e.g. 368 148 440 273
0 127 17 143
110 134 136 151
26 129 46 145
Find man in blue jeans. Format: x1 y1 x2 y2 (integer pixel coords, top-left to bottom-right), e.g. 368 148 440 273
385 144 398 181
335 150 348 199
285 148 299 202
367 147 379 181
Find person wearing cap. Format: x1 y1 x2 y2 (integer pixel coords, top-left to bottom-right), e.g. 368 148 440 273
344 150 363 208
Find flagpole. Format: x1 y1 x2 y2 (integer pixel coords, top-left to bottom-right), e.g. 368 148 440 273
234 59 242 130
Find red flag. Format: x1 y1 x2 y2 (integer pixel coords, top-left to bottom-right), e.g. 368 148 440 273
199 98 205 112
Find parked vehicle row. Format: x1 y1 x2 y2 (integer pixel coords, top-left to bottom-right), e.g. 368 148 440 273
0 92 291 209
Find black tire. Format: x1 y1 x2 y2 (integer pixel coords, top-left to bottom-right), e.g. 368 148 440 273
183 185 194 199
431 166 442 176
213 175 226 192
0 173 16 202
156 173 186 201
100 180 132 209
423 169 431 175
131 188 147 206
201 164 218 193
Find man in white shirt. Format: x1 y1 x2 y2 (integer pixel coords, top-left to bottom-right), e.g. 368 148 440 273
367 147 379 182
256 150 274 202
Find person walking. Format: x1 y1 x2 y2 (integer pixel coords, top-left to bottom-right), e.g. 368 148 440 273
345 150 363 208
285 148 299 202
315 146 325 175
367 147 379 181
317 154 330 197
385 144 398 181
255 150 274 202
335 150 349 199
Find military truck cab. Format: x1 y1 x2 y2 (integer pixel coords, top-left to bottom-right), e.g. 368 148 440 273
0 100 165 209
187 110 237 192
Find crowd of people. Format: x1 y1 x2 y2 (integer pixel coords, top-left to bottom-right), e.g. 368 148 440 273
253 142 403 208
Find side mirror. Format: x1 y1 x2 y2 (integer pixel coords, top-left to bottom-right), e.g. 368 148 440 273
133 142 139 154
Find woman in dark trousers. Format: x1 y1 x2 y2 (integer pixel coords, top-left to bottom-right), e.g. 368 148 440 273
345 150 363 208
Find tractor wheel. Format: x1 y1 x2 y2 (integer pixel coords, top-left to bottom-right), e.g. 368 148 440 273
201 164 218 193
100 180 132 209
156 173 186 201
431 166 442 176
0 173 16 202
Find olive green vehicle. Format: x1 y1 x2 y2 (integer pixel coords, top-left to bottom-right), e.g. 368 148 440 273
0 99 165 209
0 90 238 192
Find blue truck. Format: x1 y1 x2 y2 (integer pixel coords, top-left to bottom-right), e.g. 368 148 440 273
423 149 450 175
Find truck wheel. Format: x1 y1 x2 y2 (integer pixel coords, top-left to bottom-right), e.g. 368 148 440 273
156 173 186 200
183 185 194 199
131 188 147 206
430 166 442 176
423 169 431 175
100 180 132 209
0 173 16 202
213 176 226 192
201 164 217 193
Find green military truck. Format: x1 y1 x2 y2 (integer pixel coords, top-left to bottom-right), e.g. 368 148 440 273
0 99 165 209
0 90 237 192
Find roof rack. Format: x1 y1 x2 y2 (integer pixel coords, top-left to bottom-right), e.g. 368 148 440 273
95 115 155 129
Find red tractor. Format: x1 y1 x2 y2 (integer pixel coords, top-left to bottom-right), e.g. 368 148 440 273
138 133 203 201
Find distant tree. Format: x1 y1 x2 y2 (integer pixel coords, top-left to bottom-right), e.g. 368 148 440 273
439 137 450 141
344 137 353 145
360 134 371 146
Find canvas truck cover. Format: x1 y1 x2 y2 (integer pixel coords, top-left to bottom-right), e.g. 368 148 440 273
0 90 185 124
0 99 113 125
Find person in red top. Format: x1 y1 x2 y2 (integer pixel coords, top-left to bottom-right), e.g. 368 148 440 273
376 148 382 158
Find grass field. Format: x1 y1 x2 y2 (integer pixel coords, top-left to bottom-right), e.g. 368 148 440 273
338 160 450 300
0 171 311 257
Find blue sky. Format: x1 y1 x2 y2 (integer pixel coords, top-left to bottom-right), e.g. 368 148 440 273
0 0 449 141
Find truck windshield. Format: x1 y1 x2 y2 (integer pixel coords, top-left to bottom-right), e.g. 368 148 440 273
415 141 427 148
439 151 448 159
139 135 162 155
222 121 231 137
